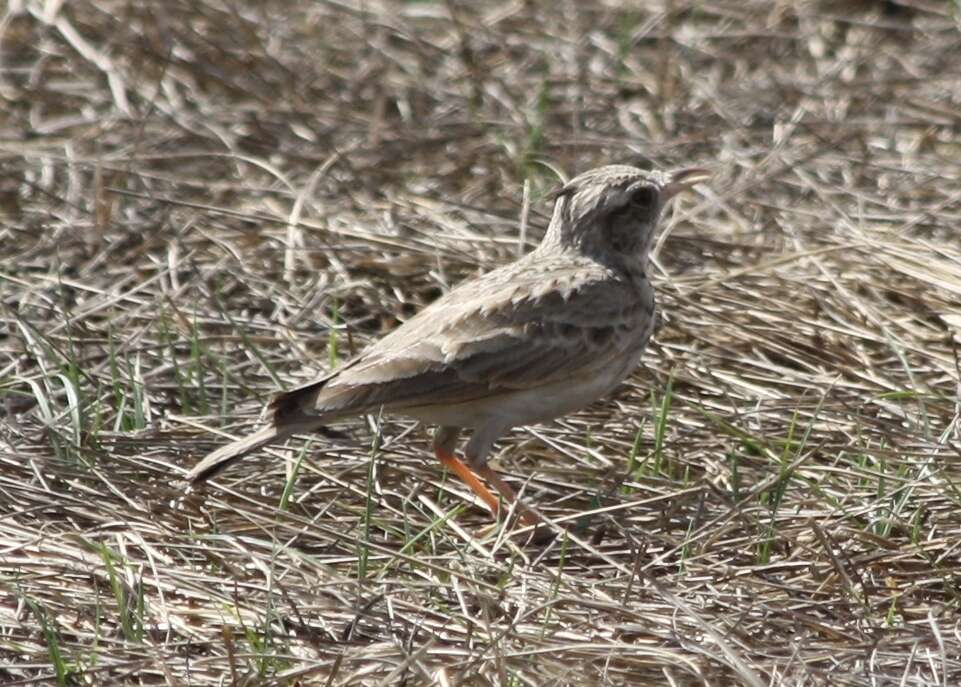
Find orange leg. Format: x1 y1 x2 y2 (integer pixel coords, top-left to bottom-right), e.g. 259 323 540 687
434 445 501 515
475 464 543 527
434 446 543 527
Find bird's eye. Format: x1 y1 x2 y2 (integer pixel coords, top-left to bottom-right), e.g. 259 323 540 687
631 187 657 210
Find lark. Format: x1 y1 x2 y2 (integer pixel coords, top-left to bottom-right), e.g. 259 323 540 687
187 164 708 525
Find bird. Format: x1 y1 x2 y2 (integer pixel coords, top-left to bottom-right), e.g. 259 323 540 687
186 164 708 527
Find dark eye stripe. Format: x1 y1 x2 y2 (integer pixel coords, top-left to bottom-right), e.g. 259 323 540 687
631 188 657 209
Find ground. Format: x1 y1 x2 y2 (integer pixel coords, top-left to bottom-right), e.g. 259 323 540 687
2 1 960 685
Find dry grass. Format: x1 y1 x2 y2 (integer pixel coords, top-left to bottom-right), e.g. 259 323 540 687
2 1 961 685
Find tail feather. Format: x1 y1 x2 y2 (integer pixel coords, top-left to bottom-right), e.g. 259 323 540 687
188 374 344 485
187 425 292 484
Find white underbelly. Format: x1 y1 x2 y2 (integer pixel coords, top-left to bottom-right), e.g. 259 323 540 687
400 344 647 430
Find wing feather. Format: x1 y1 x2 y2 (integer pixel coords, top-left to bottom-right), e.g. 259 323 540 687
296 255 651 417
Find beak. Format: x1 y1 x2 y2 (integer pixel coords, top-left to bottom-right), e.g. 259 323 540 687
663 167 710 200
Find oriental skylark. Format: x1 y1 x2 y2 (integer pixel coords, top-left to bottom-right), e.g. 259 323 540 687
187 164 708 526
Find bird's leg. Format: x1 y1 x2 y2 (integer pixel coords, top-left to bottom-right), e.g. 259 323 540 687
433 427 501 515
472 464 543 528
434 427 545 529
463 430 544 528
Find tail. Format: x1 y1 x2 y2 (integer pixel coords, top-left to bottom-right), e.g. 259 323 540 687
188 372 345 484
186 425 293 484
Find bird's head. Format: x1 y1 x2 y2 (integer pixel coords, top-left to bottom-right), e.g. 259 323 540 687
543 164 709 267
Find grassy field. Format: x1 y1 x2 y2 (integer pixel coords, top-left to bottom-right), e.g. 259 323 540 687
3 1 961 685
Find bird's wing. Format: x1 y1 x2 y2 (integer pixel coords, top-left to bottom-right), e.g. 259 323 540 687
281 255 653 419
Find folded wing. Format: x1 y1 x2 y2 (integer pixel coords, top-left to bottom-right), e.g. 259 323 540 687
277 255 651 420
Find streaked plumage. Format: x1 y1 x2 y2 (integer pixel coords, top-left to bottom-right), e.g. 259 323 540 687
187 164 708 526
